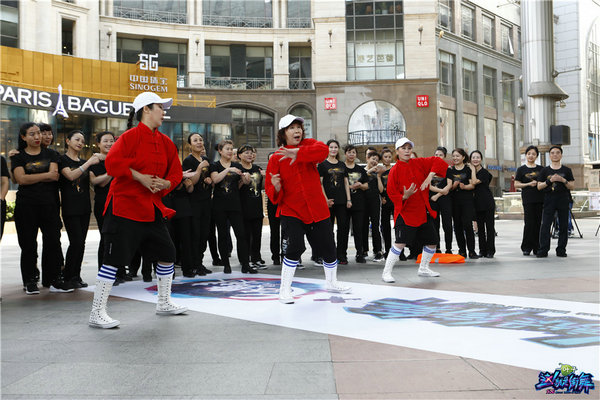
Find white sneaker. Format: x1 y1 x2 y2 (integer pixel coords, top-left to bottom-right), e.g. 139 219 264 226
381 273 395 283
279 289 295 304
326 281 352 293
417 267 440 277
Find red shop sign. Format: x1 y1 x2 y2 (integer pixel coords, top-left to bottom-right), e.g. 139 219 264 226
416 95 429 108
325 97 337 110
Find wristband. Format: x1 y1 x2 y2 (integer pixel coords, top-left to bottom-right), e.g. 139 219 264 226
347 200 351 203
79 166 85 173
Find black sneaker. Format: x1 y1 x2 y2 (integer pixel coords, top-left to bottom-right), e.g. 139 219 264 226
70 277 88 288
182 270 196 278
356 256 366 264
49 280 74 293
195 267 206 276
556 251 567 258
468 252 479 259
25 283 40 295
272 257 281 266
536 252 548 258
143 274 153 282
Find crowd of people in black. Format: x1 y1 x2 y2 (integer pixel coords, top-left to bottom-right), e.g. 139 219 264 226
0 122 575 297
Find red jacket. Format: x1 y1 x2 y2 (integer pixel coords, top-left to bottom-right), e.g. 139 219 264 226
103 122 182 222
265 138 329 224
387 156 448 227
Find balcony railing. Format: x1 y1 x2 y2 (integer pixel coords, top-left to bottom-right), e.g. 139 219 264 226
289 78 312 90
205 77 273 90
114 6 187 24
287 17 311 28
203 14 272 28
348 129 405 145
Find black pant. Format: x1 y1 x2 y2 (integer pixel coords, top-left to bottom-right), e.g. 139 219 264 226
452 199 476 254
329 203 349 261
190 199 211 266
213 208 249 268
244 217 263 263
15 202 62 285
172 216 194 273
0 199 5 241
62 213 90 281
475 208 495 256
208 215 221 262
339 207 364 260
281 216 336 263
129 250 154 277
539 196 569 255
380 202 394 255
267 200 281 262
521 202 543 253
362 196 382 255
433 198 453 251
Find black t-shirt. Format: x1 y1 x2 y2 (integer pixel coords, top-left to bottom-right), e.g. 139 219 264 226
449 165 475 202
318 159 347 205
346 163 368 210
240 164 264 219
473 168 495 211
58 154 91 216
170 180 193 219
1 156 8 179
11 148 59 206
429 172 451 209
89 160 112 211
365 168 381 202
538 165 574 201
182 154 212 204
380 168 393 208
515 164 544 204
210 161 242 211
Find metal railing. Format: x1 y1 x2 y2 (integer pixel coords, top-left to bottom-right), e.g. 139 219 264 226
347 129 405 145
287 17 311 28
205 77 273 90
202 14 272 28
114 6 187 24
289 78 312 90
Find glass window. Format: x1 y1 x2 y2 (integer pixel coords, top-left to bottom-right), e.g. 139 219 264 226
587 20 600 162
517 29 522 60
463 59 476 102
484 118 496 158
501 24 514 55
503 122 514 161
287 0 310 28
289 47 312 89
348 100 406 145
439 51 455 97
226 107 274 147
62 19 74 55
440 108 455 152
502 73 513 113
461 5 474 39
114 0 187 24
289 105 313 138
483 66 496 107
482 14 494 48
203 0 272 27
438 0 452 32
0 3 18 48
463 113 477 152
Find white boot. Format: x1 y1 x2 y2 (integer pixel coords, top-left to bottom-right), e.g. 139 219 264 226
323 265 351 293
417 246 440 277
279 265 296 304
89 280 120 329
156 274 188 315
382 250 399 283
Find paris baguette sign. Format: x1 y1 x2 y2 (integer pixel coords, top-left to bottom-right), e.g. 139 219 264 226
0 83 133 118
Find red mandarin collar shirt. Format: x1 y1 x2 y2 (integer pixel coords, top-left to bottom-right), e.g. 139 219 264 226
387 156 449 227
265 138 330 224
104 122 182 221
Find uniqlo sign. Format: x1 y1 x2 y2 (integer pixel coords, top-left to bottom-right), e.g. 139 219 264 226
416 95 429 107
325 97 337 110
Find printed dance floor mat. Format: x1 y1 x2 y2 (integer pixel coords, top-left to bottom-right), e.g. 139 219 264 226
84 273 600 379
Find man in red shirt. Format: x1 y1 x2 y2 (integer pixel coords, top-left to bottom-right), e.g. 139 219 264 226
89 92 187 328
266 115 351 304
382 138 449 282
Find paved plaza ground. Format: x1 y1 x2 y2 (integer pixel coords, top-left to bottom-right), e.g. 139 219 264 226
1 217 599 399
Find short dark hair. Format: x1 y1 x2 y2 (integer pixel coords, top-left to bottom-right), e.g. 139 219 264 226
238 144 255 155
187 133 202 144
96 131 115 143
549 145 563 154
38 123 53 133
525 145 539 156
367 151 381 160
452 148 468 162
344 144 356 154
435 146 447 156
469 150 483 162
276 121 305 146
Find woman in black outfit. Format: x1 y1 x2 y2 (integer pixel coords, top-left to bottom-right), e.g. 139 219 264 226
209 140 255 273
342 144 368 264
470 150 495 258
59 130 101 288
182 133 213 275
363 151 384 261
448 148 478 259
318 139 351 264
429 147 453 253
378 148 394 257
1 155 9 241
514 145 544 256
11 123 73 294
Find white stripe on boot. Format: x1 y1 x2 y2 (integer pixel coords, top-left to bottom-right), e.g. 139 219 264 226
323 261 351 293
417 246 440 277
156 264 188 315
382 245 402 283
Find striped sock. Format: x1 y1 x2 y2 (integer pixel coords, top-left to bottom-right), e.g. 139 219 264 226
322 260 337 269
282 257 298 269
390 245 403 256
420 246 436 267
97 265 118 282
156 263 174 276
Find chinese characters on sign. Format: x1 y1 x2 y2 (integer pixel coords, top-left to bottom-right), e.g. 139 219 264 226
416 95 429 108
325 97 337 110
129 53 168 93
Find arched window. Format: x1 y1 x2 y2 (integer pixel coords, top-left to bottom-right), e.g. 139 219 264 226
289 105 313 138
228 106 274 147
588 19 600 161
347 100 405 145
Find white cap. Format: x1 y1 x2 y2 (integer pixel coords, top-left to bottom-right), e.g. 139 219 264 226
133 92 173 113
278 114 304 130
395 137 415 149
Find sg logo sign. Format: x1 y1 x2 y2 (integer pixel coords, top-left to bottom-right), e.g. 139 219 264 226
138 53 158 71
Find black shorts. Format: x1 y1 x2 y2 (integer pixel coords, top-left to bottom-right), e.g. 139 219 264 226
101 204 176 267
281 216 336 263
394 215 437 246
